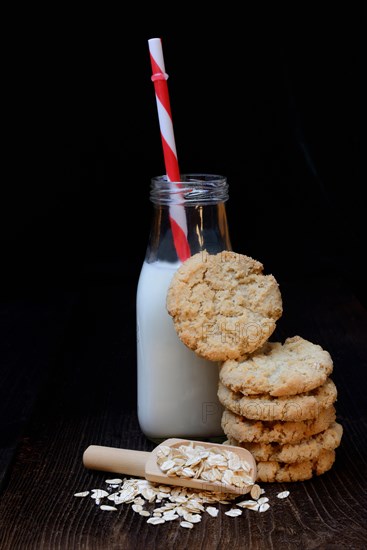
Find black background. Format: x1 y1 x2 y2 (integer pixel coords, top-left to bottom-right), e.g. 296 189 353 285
2 4 366 305
1 8 367 544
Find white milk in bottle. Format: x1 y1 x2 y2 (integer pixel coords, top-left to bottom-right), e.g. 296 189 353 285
136 174 231 442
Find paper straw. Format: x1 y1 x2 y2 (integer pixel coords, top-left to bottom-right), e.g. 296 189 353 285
148 37 190 262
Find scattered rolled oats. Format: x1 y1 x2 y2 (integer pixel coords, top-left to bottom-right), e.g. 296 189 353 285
74 471 286 528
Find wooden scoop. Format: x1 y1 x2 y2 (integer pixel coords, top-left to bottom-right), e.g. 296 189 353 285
83 438 257 495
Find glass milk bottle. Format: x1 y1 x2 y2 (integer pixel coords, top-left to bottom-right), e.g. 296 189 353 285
136 174 231 442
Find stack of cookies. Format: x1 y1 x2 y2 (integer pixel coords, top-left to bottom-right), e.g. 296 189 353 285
166 250 343 483
218 336 343 482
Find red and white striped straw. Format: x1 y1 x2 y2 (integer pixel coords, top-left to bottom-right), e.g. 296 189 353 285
148 37 190 262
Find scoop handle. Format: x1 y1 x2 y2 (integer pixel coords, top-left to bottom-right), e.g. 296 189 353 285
83 445 151 478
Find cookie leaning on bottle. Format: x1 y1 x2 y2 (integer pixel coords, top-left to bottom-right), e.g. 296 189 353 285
166 250 283 362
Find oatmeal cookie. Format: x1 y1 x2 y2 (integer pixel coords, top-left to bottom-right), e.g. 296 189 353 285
217 378 337 422
227 421 343 463
166 250 282 361
221 406 336 444
255 449 336 482
219 336 333 396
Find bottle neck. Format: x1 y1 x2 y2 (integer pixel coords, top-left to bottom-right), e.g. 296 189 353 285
145 174 232 264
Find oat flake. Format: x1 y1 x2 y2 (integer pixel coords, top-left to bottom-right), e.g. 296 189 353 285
132 504 143 513
236 500 259 508
206 506 219 517
250 484 261 500
259 503 270 512
180 521 194 529
225 508 243 517
91 489 108 499
147 517 165 525
105 478 123 485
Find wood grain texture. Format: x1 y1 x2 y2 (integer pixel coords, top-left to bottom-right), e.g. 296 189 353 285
0 279 366 549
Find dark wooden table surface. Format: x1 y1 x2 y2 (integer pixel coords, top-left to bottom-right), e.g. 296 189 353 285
0 277 366 549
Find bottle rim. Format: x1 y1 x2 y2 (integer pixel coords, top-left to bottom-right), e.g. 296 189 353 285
150 173 229 205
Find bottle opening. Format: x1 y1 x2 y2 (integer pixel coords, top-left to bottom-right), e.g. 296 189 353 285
150 174 229 205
